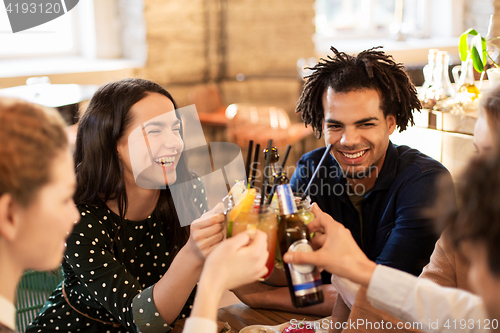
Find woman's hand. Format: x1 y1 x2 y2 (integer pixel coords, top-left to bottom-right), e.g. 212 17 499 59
186 202 225 261
190 230 268 321
201 230 269 291
283 203 376 287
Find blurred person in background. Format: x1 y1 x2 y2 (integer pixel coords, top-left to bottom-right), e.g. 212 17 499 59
0 98 79 333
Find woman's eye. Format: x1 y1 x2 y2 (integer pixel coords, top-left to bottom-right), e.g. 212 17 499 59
147 130 161 135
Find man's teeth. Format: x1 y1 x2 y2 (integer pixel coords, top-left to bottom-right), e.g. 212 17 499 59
154 156 175 165
342 150 367 159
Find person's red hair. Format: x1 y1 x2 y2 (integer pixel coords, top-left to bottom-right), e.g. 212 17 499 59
0 98 67 206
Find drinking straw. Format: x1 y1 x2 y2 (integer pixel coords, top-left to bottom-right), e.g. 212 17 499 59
245 140 254 180
266 184 277 205
266 144 292 205
301 144 332 201
249 143 260 188
280 144 292 170
260 139 273 212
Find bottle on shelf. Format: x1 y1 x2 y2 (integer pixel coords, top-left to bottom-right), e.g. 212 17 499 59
276 175 324 308
421 48 439 90
419 49 439 108
452 54 480 100
432 51 455 100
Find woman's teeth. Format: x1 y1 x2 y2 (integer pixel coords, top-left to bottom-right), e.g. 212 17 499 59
342 150 367 159
154 156 175 166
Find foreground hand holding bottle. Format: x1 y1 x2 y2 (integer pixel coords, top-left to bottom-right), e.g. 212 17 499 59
282 203 376 287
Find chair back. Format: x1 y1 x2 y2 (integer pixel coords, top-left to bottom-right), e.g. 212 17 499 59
189 83 225 114
225 103 291 147
15 267 63 332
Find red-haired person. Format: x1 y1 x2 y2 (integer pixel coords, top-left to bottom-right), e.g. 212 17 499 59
0 98 79 332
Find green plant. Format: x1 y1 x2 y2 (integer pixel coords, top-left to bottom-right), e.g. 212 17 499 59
459 28 500 73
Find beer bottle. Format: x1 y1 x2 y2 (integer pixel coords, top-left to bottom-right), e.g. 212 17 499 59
263 147 280 199
276 176 324 308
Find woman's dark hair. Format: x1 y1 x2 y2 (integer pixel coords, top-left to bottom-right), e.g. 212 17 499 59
441 145 500 276
74 78 199 256
297 46 421 138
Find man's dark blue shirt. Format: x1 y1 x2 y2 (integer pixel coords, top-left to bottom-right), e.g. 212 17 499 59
290 141 449 277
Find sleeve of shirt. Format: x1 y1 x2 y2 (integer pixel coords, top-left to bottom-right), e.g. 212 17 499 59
290 154 311 194
181 317 218 333
132 285 171 332
367 265 487 333
374 170 449 276
331 274 360 309
419 235 459 288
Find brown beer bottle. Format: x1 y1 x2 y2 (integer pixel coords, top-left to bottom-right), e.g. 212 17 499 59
276 177 324 308
263 147 280 198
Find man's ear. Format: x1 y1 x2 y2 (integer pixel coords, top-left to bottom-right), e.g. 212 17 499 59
0 194 20 242
386 114 397 135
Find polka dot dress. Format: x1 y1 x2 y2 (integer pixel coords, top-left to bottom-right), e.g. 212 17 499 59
27 177 208 333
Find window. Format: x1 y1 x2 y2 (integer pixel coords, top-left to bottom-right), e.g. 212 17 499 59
0 0 146 78
314 0 466 63
0 3 78 58
315 0 397 39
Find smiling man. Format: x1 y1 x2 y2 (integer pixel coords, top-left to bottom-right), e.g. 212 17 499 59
290 46 450 278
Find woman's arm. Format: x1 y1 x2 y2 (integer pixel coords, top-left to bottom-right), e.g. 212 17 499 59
152 203 225 324
182 231 269 333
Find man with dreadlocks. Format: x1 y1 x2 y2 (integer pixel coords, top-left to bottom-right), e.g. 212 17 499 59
232 47 450 316
289 46 449 279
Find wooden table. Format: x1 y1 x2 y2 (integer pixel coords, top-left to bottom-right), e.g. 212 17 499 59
172 302 324 332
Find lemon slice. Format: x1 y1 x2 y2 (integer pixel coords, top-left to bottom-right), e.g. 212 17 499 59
229 180 247 206
229 188 256 222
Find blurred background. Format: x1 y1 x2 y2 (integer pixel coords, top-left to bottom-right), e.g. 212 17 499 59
0 0 495 177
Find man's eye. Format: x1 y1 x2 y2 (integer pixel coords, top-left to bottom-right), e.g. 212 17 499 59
360 123 374 127
172 127 181 132
327 124 342 130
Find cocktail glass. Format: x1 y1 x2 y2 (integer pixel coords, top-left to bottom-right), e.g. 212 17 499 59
295 194 315 226
227 199 277 279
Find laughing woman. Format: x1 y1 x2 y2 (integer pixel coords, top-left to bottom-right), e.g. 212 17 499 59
0 99 78 333
27 79 225 333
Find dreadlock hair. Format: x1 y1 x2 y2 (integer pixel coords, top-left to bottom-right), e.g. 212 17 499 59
297 46 421 138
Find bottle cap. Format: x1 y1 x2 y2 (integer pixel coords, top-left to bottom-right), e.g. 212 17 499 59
263 147 279 163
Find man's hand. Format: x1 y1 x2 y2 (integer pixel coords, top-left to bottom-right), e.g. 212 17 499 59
283 203 376 287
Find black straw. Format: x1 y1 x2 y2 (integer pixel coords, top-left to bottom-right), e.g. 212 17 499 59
249 143 260 188
301 144 332 201
267 184 277 205
260 139 273 211
245 140 253 180
280 144 292 170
